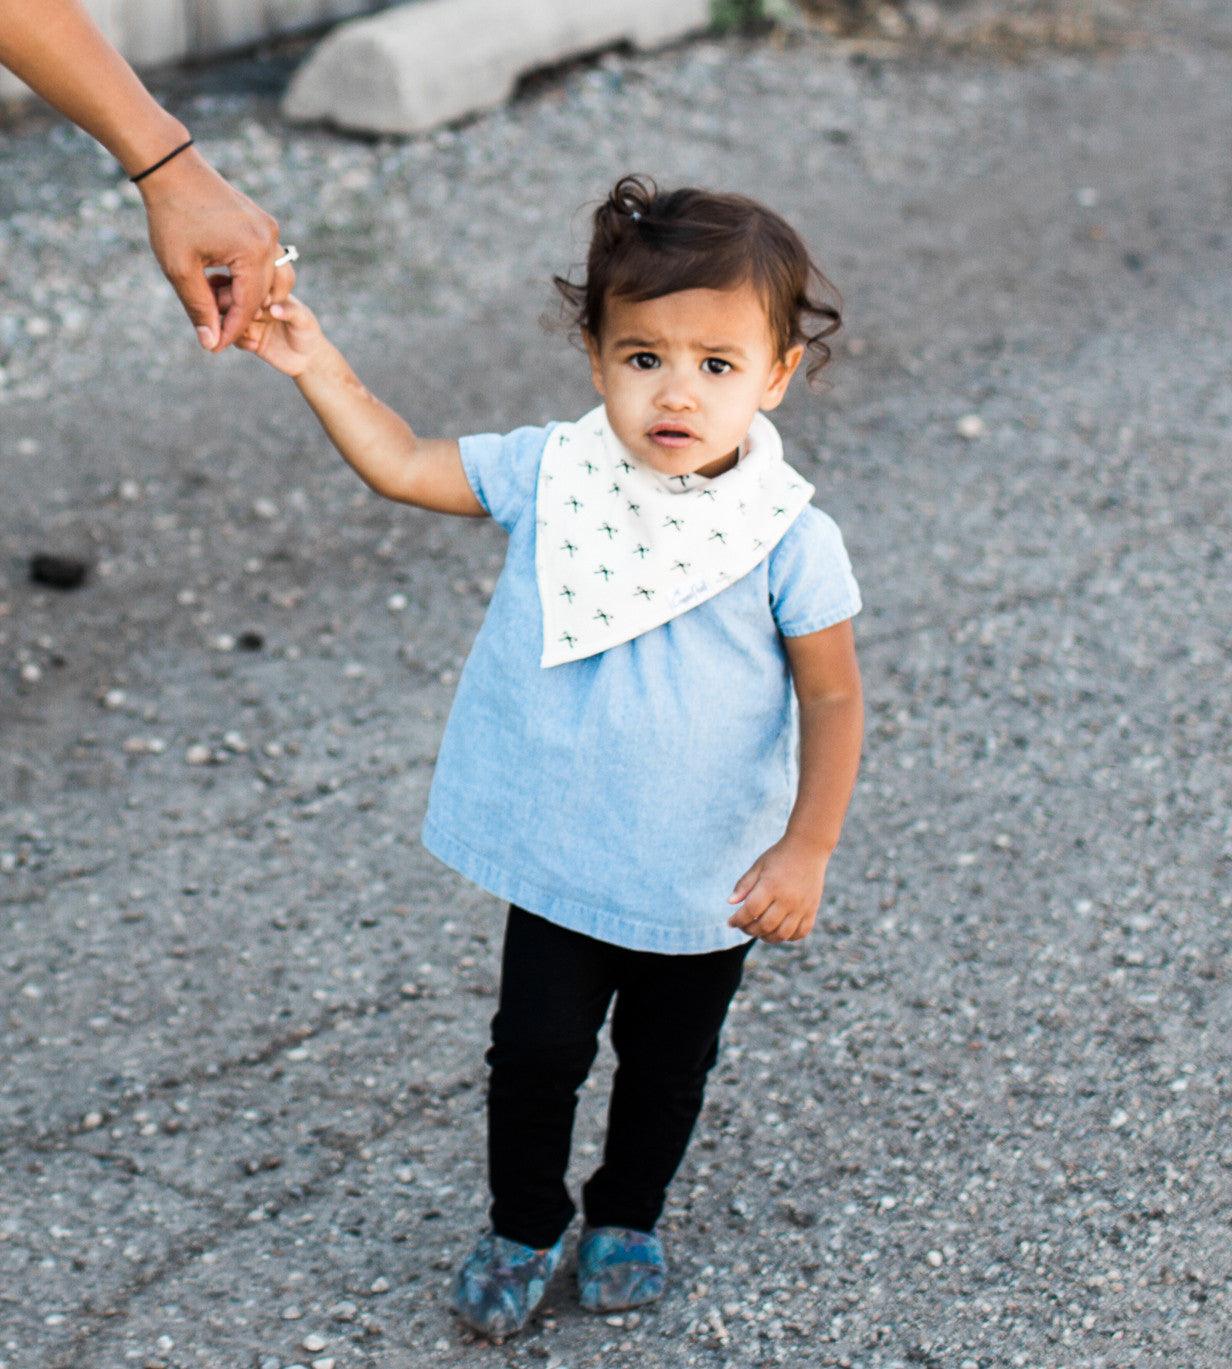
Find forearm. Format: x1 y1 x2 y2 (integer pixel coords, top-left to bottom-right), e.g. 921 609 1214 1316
0 0 188 174
785 690 864 857
295 344 421 500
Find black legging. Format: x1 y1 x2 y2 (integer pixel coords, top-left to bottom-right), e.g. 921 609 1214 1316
486 904 753 1249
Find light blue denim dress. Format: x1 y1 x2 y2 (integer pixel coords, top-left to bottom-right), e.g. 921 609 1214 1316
420 424 862 953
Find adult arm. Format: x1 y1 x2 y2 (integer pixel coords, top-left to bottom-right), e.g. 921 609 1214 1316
0 0 287 350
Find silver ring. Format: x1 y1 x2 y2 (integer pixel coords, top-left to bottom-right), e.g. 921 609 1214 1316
273 244 299 267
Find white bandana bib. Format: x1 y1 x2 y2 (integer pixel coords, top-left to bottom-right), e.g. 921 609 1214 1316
535 404 815 667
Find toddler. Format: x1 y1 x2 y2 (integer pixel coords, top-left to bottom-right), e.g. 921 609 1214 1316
231 174 864 1340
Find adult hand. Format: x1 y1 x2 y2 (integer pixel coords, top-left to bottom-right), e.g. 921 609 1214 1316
139 146 295 352
0 0 294 352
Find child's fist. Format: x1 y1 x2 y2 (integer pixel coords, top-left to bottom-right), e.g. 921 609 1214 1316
727 837 828 943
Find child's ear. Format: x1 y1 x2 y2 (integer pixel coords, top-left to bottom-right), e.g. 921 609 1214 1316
584 331 606 396
760 344 805 411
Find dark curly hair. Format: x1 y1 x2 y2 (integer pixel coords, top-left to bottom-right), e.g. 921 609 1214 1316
554 174 842 382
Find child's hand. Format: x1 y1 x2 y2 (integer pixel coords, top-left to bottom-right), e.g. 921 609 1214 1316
212 275 327 378
727 836 828 943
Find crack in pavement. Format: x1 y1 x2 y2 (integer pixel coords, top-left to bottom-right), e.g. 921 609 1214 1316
0 754 432 907
1 983 422 1157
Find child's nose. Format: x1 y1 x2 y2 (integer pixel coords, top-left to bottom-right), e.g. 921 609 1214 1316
655 371 698 411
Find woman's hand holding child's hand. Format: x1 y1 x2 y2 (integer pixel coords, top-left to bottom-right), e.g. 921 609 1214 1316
727 836 827 943
212 275 328 379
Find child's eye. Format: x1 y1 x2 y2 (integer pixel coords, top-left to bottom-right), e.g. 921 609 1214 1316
702 358 732 376
629 352 659 370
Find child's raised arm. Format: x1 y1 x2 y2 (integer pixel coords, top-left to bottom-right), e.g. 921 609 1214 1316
234 293 484 517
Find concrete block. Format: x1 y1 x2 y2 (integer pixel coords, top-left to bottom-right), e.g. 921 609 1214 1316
283 0 713 136
194 0 275 51
115 0 191 67
0 66 27 102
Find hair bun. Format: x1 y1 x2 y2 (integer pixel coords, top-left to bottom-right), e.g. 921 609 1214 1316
609 173 656 223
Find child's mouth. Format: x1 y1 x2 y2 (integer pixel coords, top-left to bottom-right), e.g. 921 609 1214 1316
648 426 697 449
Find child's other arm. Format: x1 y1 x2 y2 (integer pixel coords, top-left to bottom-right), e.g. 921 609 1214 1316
781 619 864 857
728 620 863 942
236 294 484 517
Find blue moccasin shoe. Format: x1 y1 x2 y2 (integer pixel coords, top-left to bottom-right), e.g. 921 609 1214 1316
577 1224 667 1312
450 1231 564 1340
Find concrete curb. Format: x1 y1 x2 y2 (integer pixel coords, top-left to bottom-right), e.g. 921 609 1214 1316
282 0 714 135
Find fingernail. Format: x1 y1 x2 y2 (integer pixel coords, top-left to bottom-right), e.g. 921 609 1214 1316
196 327 216 349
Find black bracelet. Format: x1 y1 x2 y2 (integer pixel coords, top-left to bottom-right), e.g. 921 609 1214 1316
129 137 195 184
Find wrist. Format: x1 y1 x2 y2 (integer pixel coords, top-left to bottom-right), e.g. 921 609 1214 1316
123 114 193 185
782 825 835 861
294 337 346 387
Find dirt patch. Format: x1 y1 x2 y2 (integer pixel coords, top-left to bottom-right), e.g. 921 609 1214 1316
795 0 1151 55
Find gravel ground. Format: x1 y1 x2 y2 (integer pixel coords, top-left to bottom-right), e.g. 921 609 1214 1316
1 3 1230 1366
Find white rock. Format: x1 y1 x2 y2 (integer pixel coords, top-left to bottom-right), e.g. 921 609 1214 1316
285 0 712 136
301 1334 327 1352
185 744 213 766
956 414 987 440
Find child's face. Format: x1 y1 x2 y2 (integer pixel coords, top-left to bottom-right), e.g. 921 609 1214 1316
585 281 804 479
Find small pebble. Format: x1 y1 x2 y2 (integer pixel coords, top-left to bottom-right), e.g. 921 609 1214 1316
29 553 88 589
301 1335 326 1353
956 414 987 440
281 1304 303 1320
185 744 213 766
369 1276 390 1294
329 1301 358 1322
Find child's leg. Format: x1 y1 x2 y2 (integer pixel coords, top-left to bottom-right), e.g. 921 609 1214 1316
581 938 753 1233
486 905 619 1249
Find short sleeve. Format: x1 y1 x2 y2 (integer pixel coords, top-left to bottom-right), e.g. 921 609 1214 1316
458 424 554 534
768 503 862 637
